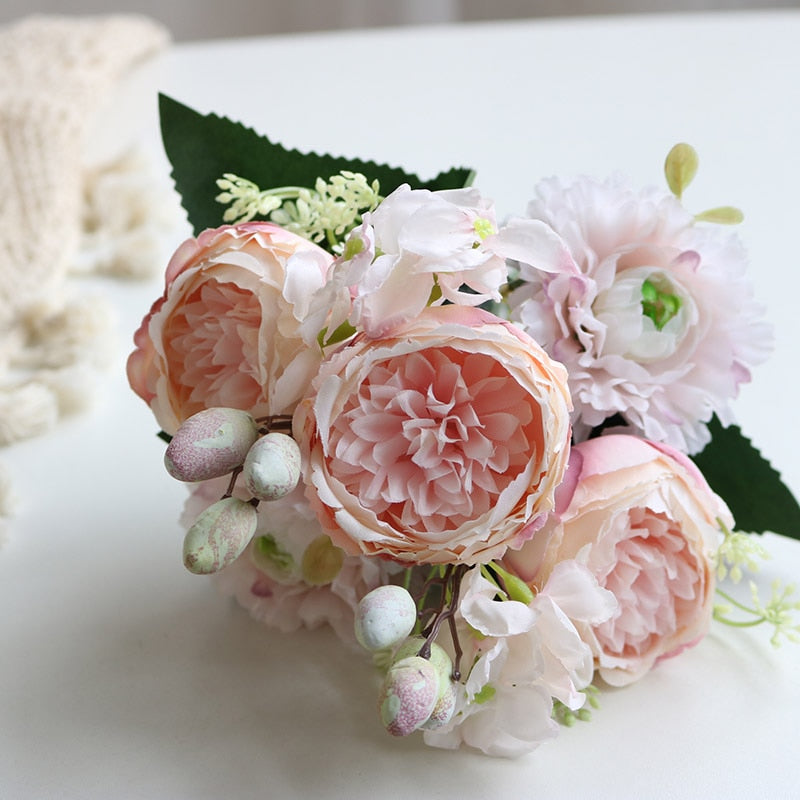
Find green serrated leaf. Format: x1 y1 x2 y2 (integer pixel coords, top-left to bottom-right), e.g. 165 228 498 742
159 94 475 235
694 206 745 225
664 142 699 200
691 416 800 539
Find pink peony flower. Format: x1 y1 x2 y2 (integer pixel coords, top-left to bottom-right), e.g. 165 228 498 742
301 184 544 341
293 305 572 566
509 174 772 453
505 434 731 686
127 222 332 434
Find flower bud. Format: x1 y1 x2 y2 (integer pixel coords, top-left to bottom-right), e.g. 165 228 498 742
242 432 301 501
165 408 258 482
301 534 345 586
183 496 258 574
378 656 438 737
250 534 296 583
354 585 417 652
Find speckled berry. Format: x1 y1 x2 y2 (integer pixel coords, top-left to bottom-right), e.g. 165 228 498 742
393 636 456 729
165 408 258 482
393 638 452 689
242 432 301 501
421 680 457 730
354 585 417 652
378 656 438 737
183 496 257 574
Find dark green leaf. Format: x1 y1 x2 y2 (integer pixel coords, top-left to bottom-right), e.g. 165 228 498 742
691 416 800 539
159 94 475 235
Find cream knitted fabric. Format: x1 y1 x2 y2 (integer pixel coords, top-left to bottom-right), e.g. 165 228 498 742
0 15 176 524
0 14 171 321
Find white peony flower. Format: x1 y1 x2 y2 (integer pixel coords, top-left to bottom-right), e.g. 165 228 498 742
509 174 772 453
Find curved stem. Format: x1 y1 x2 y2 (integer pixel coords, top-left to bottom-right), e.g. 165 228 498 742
715 588 757 615
223 466 243 498
713 614 765 628
255 414 295 434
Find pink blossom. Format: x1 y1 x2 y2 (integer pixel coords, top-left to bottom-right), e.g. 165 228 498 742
506 434 731 686
509 174 772 453
293 305 572 565
301 184 541 341
182 479 388 644
423 562 615 758
127 222 332 434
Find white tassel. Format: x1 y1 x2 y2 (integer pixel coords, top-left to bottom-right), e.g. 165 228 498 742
0 381 59 445
13 295 117 371
75 147 183 280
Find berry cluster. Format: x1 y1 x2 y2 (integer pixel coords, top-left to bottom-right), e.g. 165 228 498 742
163 407 301 574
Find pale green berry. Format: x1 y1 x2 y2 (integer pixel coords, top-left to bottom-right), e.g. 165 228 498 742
242 432 301 501
354 585 417 652
378 656 438 737
183 496 257 574
165 408 258 482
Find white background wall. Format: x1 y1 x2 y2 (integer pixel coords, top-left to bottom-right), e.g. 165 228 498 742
1 0 798 40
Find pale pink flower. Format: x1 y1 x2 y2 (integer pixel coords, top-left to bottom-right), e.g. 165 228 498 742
127 222 332 434
423 562 615 758
509 174 772 453
293 305 572 566
215 540 386 645
301 184 541 341
182 479 388 644
506 434 731 686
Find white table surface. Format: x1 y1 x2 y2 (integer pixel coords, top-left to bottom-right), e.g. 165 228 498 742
2 11 799 799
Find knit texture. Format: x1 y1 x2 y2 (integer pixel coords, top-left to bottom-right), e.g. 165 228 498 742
0 15 177 523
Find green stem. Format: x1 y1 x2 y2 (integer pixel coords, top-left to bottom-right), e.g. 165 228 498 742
715 588 757 615
260 185 303 199
713 612 765 628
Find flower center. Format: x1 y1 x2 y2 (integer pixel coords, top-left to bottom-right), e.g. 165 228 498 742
328 346 543 533
473 217 495 241
641 277 682 331
591 266 692 363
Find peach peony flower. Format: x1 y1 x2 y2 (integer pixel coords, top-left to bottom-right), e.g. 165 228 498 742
127 222 332 434
293 305 572 566
505 434 731 686
509 174 772 454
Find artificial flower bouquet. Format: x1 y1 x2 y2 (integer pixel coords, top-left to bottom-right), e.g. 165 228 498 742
127 96 800 758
